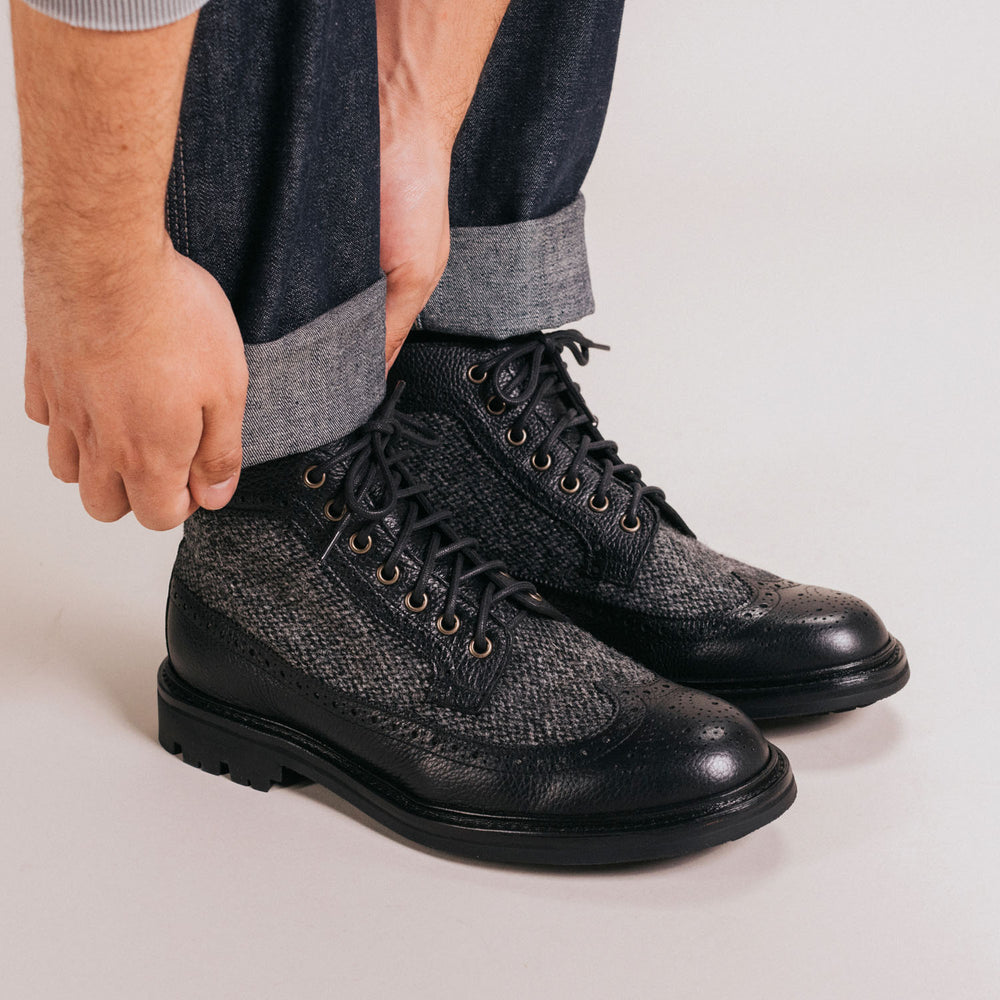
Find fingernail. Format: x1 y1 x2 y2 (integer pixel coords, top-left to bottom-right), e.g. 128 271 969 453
206 475 237 493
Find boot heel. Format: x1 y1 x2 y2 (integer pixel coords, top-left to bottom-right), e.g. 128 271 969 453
158 685 300 793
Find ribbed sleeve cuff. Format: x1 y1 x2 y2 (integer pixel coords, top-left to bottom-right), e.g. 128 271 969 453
21 0 210 31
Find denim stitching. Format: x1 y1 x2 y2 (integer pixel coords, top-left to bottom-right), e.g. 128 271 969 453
177 130 191 256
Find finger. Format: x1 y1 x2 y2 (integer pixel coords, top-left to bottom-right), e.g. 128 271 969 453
384 243 448 372
123 459 195 531
24 359 49 425
188 398 244 510
47 422 80 483
78 456 131 523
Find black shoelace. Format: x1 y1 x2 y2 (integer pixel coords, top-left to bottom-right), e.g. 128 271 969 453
472 329 692 536
310 384 554 656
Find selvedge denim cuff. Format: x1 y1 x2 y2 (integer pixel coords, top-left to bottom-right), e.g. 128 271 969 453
242 278 387 467
416 194 595 339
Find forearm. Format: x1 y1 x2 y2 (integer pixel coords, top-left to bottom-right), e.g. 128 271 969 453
13 0 246 530
11 0 197 282
376 0 510 149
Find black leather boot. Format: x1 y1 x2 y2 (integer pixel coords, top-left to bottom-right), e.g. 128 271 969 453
159 388 794 865
391 330 909 720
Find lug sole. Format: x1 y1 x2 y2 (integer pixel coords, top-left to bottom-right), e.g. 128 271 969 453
698 638 910 721
157 660 796 866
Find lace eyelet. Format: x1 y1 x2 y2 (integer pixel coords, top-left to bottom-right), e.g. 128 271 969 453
469 637 493 659
323 499 346 521
436 614 460 635
560 475 581 494
303 465 326 489
588 494 610 513
531 452 552 471
620 514 641 533
486 396 507 415
506 427 527 447
376 564 400 585
349 532 372 554
467 365 488 384
404 591 428 613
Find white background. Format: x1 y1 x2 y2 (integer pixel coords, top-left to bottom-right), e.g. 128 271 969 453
1 2 998 997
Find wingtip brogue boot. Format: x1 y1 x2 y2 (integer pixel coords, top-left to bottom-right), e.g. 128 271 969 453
158 388 795 865
390 330 909 720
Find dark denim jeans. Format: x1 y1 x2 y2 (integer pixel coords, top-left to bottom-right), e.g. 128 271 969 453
167 0 623 465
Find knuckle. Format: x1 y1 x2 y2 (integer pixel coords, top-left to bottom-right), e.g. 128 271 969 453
24 397 48 425
49 458 78 484
80 495 129 523
133 507 184 532
196 447 242 481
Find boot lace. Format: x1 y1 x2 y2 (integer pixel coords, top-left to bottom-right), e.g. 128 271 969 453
470 330 692 536
305 383 555 656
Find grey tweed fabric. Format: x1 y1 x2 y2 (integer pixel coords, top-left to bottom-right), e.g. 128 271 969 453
23 0 208 30
407 411 764 618
175 510 653 747
590 527 766 617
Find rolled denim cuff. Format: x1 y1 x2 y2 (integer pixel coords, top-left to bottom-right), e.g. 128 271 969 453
242 279 386 467
416 194 594 339
22 0 210 30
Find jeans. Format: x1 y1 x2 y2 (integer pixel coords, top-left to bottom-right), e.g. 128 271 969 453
168 0 624 466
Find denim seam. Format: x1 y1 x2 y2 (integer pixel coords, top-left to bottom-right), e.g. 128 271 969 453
177 129 191 256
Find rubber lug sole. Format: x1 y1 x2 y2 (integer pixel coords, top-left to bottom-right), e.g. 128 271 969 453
157 660 796 866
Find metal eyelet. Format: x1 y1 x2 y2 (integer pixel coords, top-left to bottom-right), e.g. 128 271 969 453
349 532 372 554
469 637 493 659
531 452 552 471
506 427 527 447
376 564 400 585
620 514 641 533
589 494 610 513
560 475 581 494
436 614 460 635
323 499 346 521
486 396 507 415
303 465 326 489
404 591 428 613
467 365 488 384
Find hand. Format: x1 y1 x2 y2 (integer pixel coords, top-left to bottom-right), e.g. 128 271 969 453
379 115 452 370
23 235 249 530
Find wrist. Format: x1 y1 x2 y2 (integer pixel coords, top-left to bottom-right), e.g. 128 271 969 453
23 221 176 299
378 71 464 156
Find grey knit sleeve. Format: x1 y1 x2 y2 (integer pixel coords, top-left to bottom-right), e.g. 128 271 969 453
21 0 210 31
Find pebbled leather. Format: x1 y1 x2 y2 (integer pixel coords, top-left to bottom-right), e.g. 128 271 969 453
165 425 778 820
540 575 894 686
391 331 908 713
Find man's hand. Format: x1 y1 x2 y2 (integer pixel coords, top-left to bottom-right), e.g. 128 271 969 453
24 237 248 529
376 0 511 369
11 1 246 529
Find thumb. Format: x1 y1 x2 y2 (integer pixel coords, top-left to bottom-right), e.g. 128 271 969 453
188 399 244 510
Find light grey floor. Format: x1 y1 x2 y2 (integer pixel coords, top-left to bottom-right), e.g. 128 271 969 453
1 3 997 998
